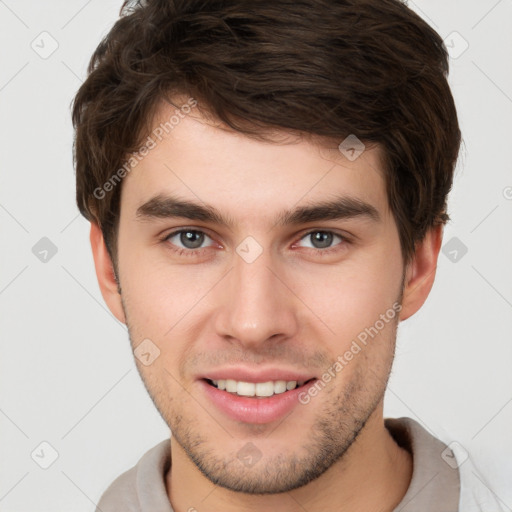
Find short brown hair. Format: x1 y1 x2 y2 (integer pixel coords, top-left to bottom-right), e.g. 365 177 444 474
72 0 461 267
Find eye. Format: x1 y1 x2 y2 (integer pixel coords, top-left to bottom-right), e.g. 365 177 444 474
164 229 215 251
296 230 346 250
162 228 348 258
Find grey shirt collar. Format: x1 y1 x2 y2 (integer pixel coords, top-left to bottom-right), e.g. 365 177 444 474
388 417 460 511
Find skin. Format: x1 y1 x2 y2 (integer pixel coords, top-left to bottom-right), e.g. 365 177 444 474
90 100 443 512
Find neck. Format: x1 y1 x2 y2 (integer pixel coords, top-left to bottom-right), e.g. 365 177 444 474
166 404 412 512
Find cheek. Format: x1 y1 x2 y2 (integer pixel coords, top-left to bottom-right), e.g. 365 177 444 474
118 247 212 337
293 247 403 346
117 249 225 384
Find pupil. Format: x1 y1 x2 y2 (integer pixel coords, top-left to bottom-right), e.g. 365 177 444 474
312 231 332 249
181 231 204 249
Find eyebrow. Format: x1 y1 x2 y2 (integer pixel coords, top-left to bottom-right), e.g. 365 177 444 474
135 193 380 227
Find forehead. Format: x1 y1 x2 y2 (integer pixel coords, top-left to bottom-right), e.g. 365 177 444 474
120 100 390 225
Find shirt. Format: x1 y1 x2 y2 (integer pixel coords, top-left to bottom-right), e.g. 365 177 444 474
95 417 506 512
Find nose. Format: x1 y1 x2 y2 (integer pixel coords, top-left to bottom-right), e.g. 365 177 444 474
213 245 300 348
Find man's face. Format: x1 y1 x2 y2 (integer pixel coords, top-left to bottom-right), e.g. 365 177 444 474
114 102 405 493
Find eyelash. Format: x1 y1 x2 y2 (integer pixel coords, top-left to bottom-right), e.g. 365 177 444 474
161 228 350 258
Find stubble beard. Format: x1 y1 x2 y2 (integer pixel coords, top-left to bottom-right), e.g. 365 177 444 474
121 284 402 494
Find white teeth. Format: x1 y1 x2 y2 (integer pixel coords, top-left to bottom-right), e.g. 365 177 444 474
286 380 297 391
226 379 238 392
273 380 287 394
210 378 305 397
237 381 256 396
255 381 275 397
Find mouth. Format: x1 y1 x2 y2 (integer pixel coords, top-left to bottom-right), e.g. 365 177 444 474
204 378 316 398
199 370 319 424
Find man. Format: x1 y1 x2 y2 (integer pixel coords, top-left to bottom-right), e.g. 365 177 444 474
72 0 504 510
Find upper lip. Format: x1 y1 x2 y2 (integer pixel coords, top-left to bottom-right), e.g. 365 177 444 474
200 367 316 383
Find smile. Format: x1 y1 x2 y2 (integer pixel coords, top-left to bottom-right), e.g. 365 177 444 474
207 378 313 398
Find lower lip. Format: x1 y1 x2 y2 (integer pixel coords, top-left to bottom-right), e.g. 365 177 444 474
199 379 317 424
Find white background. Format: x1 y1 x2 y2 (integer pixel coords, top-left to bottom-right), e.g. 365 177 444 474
0 0 511 510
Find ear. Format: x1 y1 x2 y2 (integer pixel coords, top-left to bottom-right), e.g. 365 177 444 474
89 222 126 324
399 224 443 321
